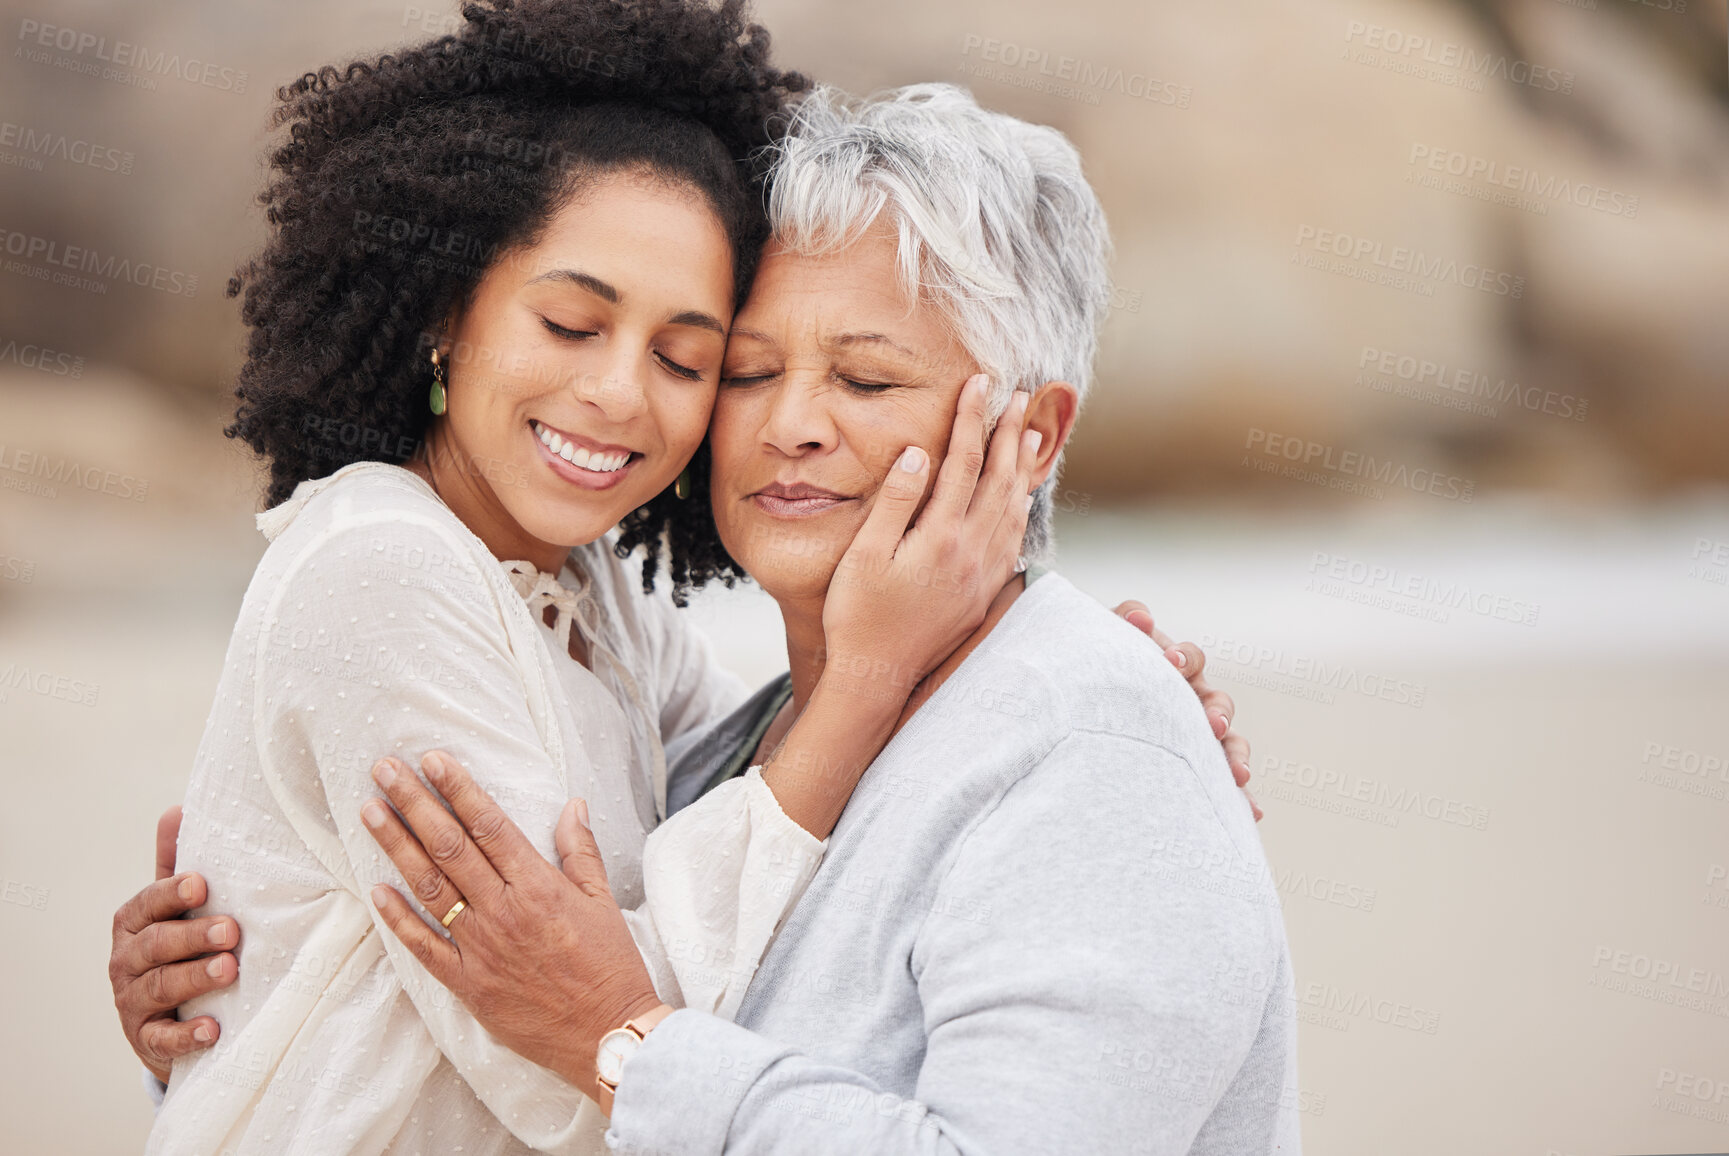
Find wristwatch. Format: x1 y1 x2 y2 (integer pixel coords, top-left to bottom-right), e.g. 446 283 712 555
594 1003 674 1117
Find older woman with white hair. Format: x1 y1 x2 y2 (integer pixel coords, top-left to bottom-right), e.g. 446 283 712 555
355 82 1302 1155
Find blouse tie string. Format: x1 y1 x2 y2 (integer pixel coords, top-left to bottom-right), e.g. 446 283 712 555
502 560 588 657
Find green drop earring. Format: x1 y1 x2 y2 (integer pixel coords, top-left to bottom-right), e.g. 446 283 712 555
429 348 448 416
673 468 692 499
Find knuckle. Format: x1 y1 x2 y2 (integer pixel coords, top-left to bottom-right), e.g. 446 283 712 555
426 827 466 865
467 806 508 847
161 1029 199 1060
411 935 444 972
132 924 161 974
141 965 170 1009
136 1024 166 1062
410 867 447 903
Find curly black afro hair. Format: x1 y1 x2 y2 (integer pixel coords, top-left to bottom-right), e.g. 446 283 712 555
225 0 809 603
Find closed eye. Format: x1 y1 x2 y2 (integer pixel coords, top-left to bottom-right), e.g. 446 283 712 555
657 352 704 381
721 372 778 387
838 375 898 394
543 317 704 380
541 317 595 341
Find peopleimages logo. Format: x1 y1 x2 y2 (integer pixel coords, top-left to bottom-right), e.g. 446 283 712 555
1589 945 1729 1017
1356 345 1588 423
1244 427 1476 503
1292 225 1525 299
1342 20 1574 94
959 34 1191 107
0 228 198 297
1407 145 1638 218
1195 632 1428 708
1308 550 1541 627
0 661 100 707
0 443 150 501
0 338 83 378
0 120 134 174
15 18 249 93
1259 754 1493 831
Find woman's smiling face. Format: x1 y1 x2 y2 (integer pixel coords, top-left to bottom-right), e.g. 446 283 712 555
435 169 734 560
709 220 984 603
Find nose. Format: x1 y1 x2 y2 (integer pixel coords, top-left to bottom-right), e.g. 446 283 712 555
759 374 838 458
568 344 649 424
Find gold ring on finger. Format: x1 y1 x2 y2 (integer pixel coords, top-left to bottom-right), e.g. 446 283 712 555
440 898 468 928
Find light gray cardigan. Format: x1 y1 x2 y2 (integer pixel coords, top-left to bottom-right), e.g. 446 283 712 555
607 572 1302 1154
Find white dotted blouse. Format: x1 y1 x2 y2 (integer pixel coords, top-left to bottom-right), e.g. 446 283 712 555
145 462 822 1156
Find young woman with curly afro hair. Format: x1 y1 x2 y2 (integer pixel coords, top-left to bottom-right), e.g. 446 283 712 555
113 3 1041 1152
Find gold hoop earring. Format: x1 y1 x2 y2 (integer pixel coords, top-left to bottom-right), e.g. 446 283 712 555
429 348 448 416
673 468 691 500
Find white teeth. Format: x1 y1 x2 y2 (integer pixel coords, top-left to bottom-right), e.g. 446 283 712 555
536 422 630 472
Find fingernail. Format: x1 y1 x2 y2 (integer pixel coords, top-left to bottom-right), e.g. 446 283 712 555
574 798 591 829
207 923 230 948
193 1024 215 1043
361 800 388 829
177 876 197 904
968 373 989 398
205 958 224 979
422 753 445 781
372 760 397 789
371 884 392 910
898 446 926 473
1169 648 1187 669
1025 430 1042 455
1015 391 1030 413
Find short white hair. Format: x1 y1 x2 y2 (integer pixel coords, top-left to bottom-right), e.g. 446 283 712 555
764 83 1112 561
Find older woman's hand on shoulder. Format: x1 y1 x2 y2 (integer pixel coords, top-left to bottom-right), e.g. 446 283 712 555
361 751 658 1098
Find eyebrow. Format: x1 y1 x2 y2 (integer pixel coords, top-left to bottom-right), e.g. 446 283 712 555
529 268 727 336
531 268 618 302
828 332 921 360
669 310 727 336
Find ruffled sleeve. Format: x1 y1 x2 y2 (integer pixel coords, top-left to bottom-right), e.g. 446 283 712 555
625 766 825 1022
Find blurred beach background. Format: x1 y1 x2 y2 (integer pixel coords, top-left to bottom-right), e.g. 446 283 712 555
1 0 1726 1152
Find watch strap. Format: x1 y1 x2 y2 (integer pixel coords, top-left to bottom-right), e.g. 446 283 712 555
595 1003 675 1116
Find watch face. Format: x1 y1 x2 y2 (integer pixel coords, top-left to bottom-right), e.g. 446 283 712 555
596 1028 638 1085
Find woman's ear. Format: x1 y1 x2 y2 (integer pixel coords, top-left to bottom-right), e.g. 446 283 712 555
1024 381 1080 489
